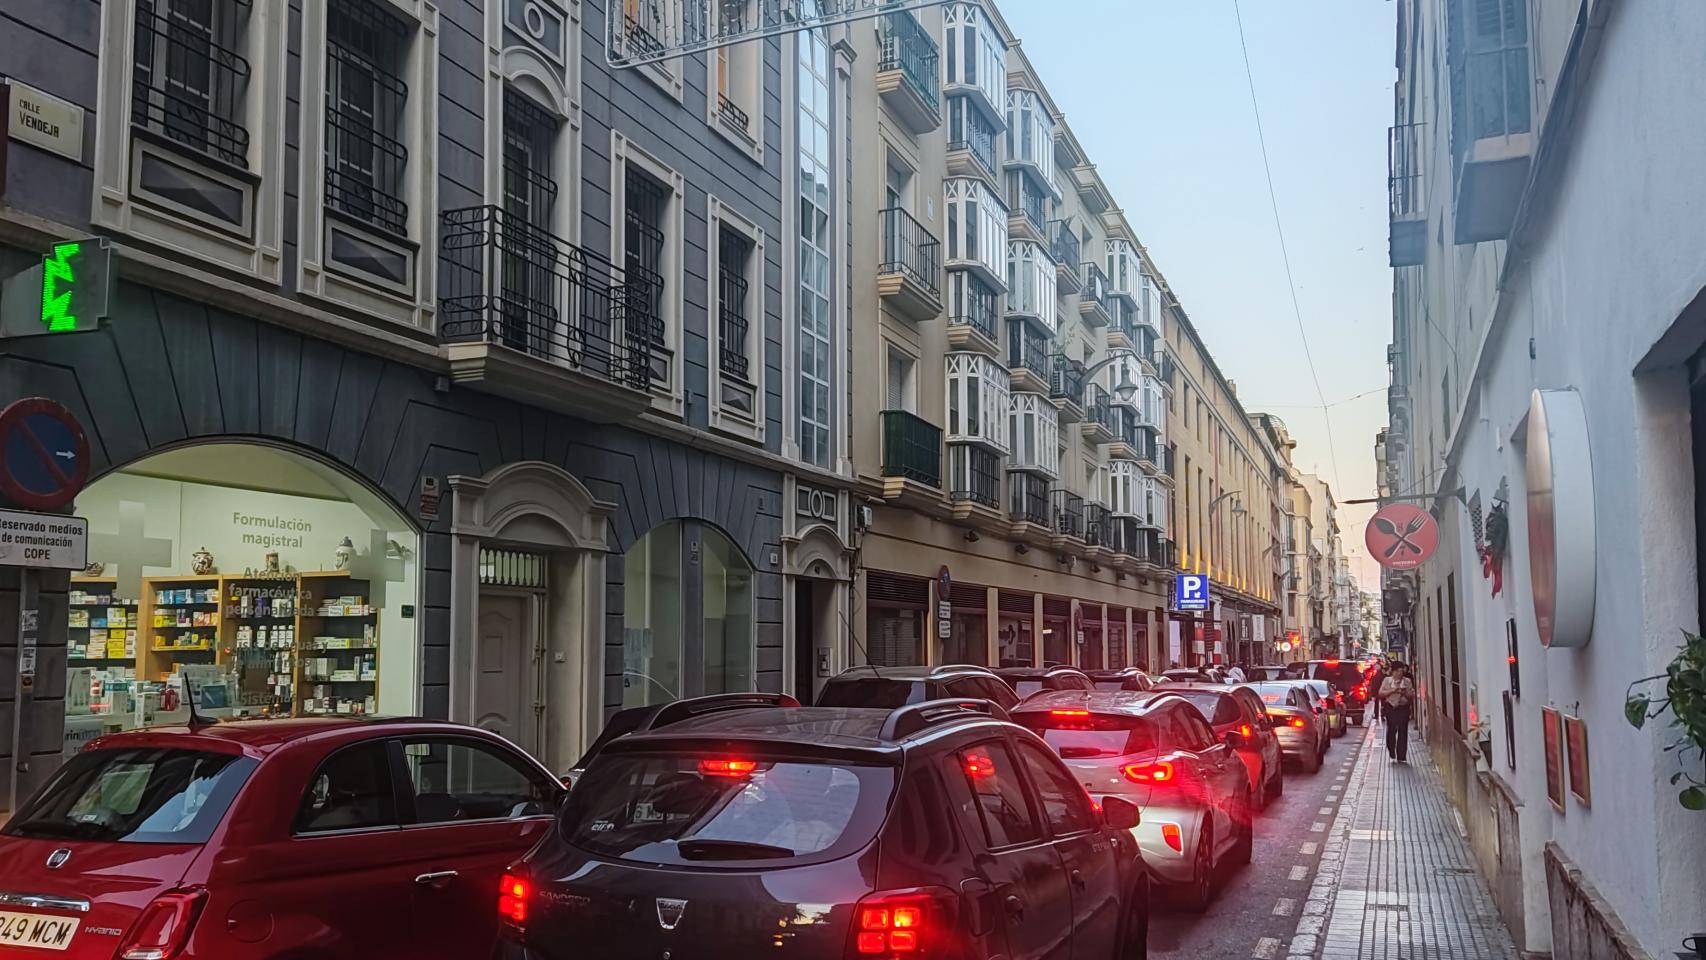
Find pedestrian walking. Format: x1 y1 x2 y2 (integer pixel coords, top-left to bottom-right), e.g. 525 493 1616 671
1225 662 1247 683
1379 663 1415 762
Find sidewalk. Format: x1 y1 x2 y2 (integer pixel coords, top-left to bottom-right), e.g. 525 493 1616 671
1288 722 1521 959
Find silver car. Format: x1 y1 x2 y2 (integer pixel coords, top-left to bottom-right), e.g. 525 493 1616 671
1247 682 1329 772
1013 689 1254 912
1301 678 1347 738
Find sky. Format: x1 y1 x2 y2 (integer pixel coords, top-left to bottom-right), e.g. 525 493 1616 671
999 0 1396 592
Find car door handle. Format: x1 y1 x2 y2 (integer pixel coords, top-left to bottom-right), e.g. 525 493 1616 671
1069 869 1086 891
1004 895 1026 922
414 870 459 887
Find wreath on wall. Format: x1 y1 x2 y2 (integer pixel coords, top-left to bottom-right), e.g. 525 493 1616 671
1477 499 1509 596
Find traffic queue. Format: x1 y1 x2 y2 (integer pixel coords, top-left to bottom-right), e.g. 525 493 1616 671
0 659 1379 959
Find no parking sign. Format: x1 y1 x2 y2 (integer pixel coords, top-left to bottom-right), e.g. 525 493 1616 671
0 398 90 510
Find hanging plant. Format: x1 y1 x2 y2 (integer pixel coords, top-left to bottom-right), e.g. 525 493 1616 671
1625 630 1706 810
1478 500 1509 596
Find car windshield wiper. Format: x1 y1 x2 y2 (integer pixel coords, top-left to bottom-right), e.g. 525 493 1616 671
7 818 115 841
674 838 795 860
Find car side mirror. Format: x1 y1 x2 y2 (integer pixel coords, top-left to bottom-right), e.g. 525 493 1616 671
1223 730 1244 749
1101 796 1141 830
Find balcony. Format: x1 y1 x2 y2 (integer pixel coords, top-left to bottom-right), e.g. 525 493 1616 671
876 11 941 134
947 97 1000 184
1134 430 1159 475
1388 122 1425 267
1050 221 1082 295
1106 299 1136 352
1159 351 1176 390
1159 444 1176 483
1008 472 1052 535
1082 384 1115 445
950 444 1004 527
880 410 945 510
1449 5 1532 244
1157 537 1179 569
1084 502 1112 559
1052 489 1084 545
947 272 1001 357
1108 516 1142 564
1103 405 1138 460
440 205 654 421
878 207 944 321
1106 238 1140 302
1049 354 1086 423
1008 323 1051 395
1079 262 1111 327
1006 171 1050 243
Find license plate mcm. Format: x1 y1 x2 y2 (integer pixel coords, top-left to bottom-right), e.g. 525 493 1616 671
0 911 78 951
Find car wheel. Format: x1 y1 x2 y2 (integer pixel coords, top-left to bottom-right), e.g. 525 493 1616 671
1121 874 1151 960
1351 712 1364 726
1231 795 1255 865
1181 822 1217 912
1266 760 1284 801
1303 742 1322 774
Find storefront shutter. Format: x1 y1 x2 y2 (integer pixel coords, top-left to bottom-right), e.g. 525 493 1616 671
950 582 988 609
997 590 1034 615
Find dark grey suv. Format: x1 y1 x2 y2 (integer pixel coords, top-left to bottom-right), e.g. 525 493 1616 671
815 663 1021 711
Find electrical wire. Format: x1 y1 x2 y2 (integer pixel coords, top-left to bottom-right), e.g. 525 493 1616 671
1231 0 1345 493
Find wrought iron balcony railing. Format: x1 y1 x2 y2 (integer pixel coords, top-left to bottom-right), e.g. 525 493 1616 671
131 0 252 168
1086 384 1112 431
1049 220 1081 272
882 410 943 488
949 271 1001 342
1052 489 1084 539
949 98 999 179
439 205 653 389
1081 261 1110 306
1108 297 1135 337
880 206 943 299
1050 354 1086 406
1008 323 1050 382
1085 502 1110 547
951 445 1001 508
879 11 940 116
1010 472 1051 527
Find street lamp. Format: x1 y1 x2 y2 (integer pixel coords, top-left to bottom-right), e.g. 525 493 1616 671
1080 350 1141 404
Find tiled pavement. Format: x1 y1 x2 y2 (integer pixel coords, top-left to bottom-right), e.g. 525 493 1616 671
1288 723 1520 959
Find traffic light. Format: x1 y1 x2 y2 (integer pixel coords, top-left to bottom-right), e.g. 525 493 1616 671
1 237 112 338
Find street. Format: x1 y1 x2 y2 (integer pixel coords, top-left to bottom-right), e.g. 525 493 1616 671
1152 729 1361 959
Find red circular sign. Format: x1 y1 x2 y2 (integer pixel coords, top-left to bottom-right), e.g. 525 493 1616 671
1365 503 1439 570
0 398 91 510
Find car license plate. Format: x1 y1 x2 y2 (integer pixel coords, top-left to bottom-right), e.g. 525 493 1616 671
0 911 78 951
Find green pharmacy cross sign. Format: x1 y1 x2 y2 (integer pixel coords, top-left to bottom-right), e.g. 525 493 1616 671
1 237 113 338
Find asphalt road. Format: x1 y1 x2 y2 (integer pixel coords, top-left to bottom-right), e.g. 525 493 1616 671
1147 722 1367 959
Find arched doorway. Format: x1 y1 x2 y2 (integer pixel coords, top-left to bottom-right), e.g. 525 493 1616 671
623 520 755 707
69 441 420 748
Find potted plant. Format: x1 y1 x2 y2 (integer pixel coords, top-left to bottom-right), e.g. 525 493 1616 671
1625 630 1706 810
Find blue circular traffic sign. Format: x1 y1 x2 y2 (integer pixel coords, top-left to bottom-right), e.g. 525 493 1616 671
0 398 90 510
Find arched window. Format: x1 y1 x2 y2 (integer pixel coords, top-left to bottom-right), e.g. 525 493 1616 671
623 521 754 707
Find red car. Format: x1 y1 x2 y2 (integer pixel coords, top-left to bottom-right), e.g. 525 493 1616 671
0 717 563 958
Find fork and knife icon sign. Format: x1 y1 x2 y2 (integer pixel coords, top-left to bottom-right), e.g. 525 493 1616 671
1373 514 1428 559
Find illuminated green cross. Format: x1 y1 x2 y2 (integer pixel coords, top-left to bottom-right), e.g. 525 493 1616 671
41 241 81 332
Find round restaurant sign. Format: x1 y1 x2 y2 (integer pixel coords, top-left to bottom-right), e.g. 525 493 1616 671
1365 502 1439 570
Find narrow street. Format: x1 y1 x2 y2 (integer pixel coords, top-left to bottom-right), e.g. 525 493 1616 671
1151 731 1363 959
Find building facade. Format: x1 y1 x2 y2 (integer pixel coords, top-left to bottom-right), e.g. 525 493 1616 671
1386 0 1706 956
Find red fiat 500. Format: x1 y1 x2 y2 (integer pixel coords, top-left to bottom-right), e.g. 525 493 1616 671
0 718 562 958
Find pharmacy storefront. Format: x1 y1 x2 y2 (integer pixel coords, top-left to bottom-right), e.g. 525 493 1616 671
2 273 784 788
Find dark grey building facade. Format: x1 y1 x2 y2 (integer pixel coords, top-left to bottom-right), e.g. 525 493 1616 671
0 0 834 797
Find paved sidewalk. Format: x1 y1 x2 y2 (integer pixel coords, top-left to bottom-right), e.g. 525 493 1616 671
1288 723 1520 959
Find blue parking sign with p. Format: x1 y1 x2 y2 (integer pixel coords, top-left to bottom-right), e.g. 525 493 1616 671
1175 574 1210 611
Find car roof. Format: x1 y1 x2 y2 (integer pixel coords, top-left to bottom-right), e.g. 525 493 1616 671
1009 688 1178 717
604 705 1006 758
829 663 1000 682
994 665 1089 678
1084 668 1146 678
86 716 474 760
1151 682 1239 696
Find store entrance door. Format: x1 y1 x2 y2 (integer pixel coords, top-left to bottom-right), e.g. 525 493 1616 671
476 592 539 755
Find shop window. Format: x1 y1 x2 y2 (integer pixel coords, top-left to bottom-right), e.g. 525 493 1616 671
72 442 420 749
623 521 755 706
944 581 989 665
866 571 928 666
997 590 1034 667
1042 598 1070 667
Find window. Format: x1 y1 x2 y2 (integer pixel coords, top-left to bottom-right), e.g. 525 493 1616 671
624 521 755 705
401 738 555 823
957 742 1038 848
711 0 760 147
797 22 836 468
718 227 755 383
503 89 559 234
625 167 670 355
325 0 411 238
1016 742 1098 836
886 154 914 211
132 0 252 168
6 748 254 845
296 742 397 834
887 347 916 412
498 89 561 355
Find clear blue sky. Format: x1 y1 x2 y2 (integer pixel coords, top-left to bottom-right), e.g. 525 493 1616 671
1001 0 1396 589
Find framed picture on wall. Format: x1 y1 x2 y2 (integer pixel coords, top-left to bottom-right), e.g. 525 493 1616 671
1542 707 1566 812
1565 714 1590 806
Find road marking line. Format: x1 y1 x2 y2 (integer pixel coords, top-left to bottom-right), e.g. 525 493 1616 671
1253 936 1283 959
1310 821 1326 832
1301 841 1318 855
1317 806 1333 815
1289 865 1309 881
1272 897 1297 917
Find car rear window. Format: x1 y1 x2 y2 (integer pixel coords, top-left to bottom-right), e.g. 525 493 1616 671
563 753 894 865
1248 683 1295 705
5 747 254 845
1018 713 1157 758
1167 691 1237 724
814 679 925 709
1092 680 1126 692
1312 663 1359 689
1011 680 1044 699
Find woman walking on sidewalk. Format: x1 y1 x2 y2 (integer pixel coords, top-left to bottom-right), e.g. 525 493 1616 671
1380 663 1416 762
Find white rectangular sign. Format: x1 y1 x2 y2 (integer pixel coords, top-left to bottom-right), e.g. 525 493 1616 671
0 509 89 570
7 80 84 163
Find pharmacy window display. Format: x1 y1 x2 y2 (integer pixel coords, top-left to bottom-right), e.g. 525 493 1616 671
67 443 419 754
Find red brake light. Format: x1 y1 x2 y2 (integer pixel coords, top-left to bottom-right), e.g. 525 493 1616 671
963 752 997 779
118 890 205 960
699 758 758 777
1324 659 1340 666
1161 822 1184 852
1049 709 1090 717
851 889 953 957
1121 759 1176 784
498 870 531 928
1290 718 1307 728
1237 724 1253 738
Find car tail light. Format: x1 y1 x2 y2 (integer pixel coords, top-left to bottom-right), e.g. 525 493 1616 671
1121 759 1176 784
118 890 206 960
499 870 531 929
699 758 758 777
962 751 997 779
850 888 956 958
1160 822 1184 852
1237 723 1253 738
1049 709 1090 717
